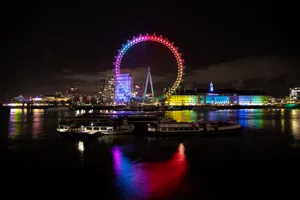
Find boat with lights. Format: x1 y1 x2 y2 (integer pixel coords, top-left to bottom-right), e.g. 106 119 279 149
57 117 135 137
146 120 242 136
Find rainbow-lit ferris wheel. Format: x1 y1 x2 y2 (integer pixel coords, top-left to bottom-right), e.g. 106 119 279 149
113 33 185 104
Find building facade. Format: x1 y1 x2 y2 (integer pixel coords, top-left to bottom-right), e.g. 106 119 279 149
167 95 199 106
165 82 268 106
98 74 115 105
99 78 107 103
166 93 268 106
290 87 300 101
105 74 114 105
114 73 133 104
237 95 267 105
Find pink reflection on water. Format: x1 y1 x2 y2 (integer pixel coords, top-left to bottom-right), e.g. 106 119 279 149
112 143 188 199
32 109 44 137
112 146 122 174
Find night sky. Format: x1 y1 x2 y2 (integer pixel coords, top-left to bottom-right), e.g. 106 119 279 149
3 1 300 100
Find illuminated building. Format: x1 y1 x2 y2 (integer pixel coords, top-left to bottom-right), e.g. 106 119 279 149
205 95 230 105
165 82 268 106
165 90 198 106
290 87 300 100
114 73 133 104
209 81 214 93
166 95 198 106
105 74 115 104
33 95 69 102
55 97 69 102
237 95 267 105
198 95 205 104
235 89 268 105
98 74 115 105
99 78 107 103
204 82 232 105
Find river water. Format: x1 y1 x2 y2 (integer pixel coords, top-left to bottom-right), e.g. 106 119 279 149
2 108 300 199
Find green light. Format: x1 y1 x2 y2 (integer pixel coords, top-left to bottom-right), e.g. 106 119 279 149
284 104 296 108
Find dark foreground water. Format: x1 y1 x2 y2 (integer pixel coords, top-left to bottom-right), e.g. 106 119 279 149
1 108 300 199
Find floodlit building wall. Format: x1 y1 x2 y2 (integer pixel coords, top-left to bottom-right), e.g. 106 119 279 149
114 73 133 104
237 95 267 105
166 95 198 106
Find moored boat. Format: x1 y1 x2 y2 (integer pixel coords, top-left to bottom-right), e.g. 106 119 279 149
146 120 242 136
57 117 135 138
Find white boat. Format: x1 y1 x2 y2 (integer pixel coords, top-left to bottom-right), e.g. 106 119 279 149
57 118 135 137
146 120 242 136
81 119 135 135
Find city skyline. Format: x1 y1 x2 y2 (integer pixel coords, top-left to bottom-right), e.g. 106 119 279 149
4 2 300 99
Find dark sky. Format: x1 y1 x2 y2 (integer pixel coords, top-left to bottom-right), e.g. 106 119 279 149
3 1 300 100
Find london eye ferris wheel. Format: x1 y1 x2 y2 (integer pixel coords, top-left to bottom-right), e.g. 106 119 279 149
113 33 185 105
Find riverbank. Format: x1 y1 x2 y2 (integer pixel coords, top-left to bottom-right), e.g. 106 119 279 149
1 104 299 110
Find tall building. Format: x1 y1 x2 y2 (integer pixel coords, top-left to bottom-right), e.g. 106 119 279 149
290 87 300 100
209 81 214 93
98 74 115 105
115 73 133 104
99 78 107 103
105 74 114 104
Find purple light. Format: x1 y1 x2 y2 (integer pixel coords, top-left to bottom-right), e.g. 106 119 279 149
112 146 122 173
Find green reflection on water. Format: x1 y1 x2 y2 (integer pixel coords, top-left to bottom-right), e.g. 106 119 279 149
9 109 22 139
164 110 197 122
254 109 263 129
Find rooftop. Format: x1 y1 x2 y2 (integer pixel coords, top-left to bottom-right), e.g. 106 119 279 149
175 88 267 95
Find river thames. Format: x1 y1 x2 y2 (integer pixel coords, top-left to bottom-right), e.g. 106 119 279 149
2 108 300 199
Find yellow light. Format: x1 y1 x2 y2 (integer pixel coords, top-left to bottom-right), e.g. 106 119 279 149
167 95 198 106
78 141 84 153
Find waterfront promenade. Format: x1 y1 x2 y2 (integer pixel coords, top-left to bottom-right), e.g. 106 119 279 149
1 103 299 111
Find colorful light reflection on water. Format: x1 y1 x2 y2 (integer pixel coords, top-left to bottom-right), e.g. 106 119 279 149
164 109 300 142
165 110 197 122
32 109 44 137
290 109 300 140
8 109 44 139
112 143 187 199
9 109 24 139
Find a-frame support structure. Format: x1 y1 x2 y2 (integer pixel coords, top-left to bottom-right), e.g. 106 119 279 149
143 66 154 101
